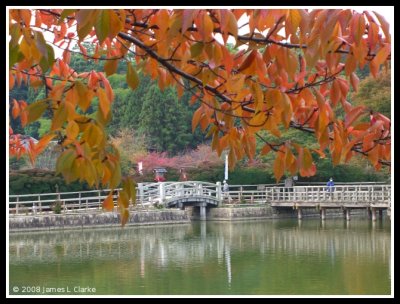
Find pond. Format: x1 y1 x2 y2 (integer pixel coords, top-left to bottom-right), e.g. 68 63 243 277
9 217 391 296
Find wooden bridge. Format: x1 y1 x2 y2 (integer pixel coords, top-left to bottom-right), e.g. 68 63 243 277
9 181 391 221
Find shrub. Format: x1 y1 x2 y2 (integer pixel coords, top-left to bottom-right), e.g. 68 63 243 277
52 200 62 214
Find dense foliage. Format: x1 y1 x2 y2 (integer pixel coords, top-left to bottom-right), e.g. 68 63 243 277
9 9 391 225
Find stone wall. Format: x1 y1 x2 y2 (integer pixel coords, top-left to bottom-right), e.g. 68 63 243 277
9 206 373 232
206 205 369 220
9 210 190 232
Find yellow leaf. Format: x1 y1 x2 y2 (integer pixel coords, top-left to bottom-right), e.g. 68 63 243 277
120 208 129 227
118 190 129 209
51 102 67 131
66 120 80 140
104 59 118 76
75 81 93 112
109 161 121 189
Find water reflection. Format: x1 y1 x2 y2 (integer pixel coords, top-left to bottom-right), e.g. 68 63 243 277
9 218 391 295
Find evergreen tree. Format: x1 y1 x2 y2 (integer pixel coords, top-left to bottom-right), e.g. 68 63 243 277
139 85 192 155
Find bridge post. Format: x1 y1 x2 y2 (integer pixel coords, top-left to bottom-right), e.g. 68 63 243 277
320 208 326 220
159 183 166 203
200 203 206 221
371 207 377 221
345 208 351 221
297 208 302 220
216 182 222 206
378 209 383 219
138 183 144 205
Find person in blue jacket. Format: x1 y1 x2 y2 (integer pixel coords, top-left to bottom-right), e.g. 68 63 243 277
326 177 335 193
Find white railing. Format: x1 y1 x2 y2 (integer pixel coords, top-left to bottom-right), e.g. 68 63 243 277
266 185 391 204
8 189 118 215
8 182 391 215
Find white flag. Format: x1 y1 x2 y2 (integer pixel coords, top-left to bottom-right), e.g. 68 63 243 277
224 154 228 180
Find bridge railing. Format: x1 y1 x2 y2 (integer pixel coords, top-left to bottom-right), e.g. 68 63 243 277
8 189 118 215
266 185 391 204
9 182 391 215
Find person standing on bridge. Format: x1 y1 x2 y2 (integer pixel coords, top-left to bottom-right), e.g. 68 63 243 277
326 178 335 193
223 180 231 203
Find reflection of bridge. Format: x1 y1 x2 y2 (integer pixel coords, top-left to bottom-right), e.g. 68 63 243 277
9 182 391 221
9 220 391 266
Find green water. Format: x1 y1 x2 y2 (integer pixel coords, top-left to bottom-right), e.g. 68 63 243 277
9 218 391 296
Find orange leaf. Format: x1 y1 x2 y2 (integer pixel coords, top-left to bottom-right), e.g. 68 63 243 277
12 99 20 119
238 49 257 73
344 106 365 128
104 59 118 76
202 12 214 40
371 43 390 68
98 88 110 119
102 194 114 211
367 145 380 166
35 133 56 155
192 107 203 132
273 152 285 182
350 72 359 92
261 144 271 155
330 80 340 106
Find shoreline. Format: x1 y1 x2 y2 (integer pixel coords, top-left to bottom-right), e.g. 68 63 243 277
9 206 377 233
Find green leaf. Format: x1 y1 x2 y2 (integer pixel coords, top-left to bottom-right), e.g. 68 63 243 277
190 42 204 58
126 62 139 90
95 10 110 44
26 99 48 125
59 9 77 24
56 149 76 175
35 32 48 61
9 43 24 69
76 10 97 41
122 177 137 204
39 44 55 72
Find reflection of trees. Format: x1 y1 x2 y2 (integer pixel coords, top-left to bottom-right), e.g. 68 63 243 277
10 220 390 266
9 219 391 295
